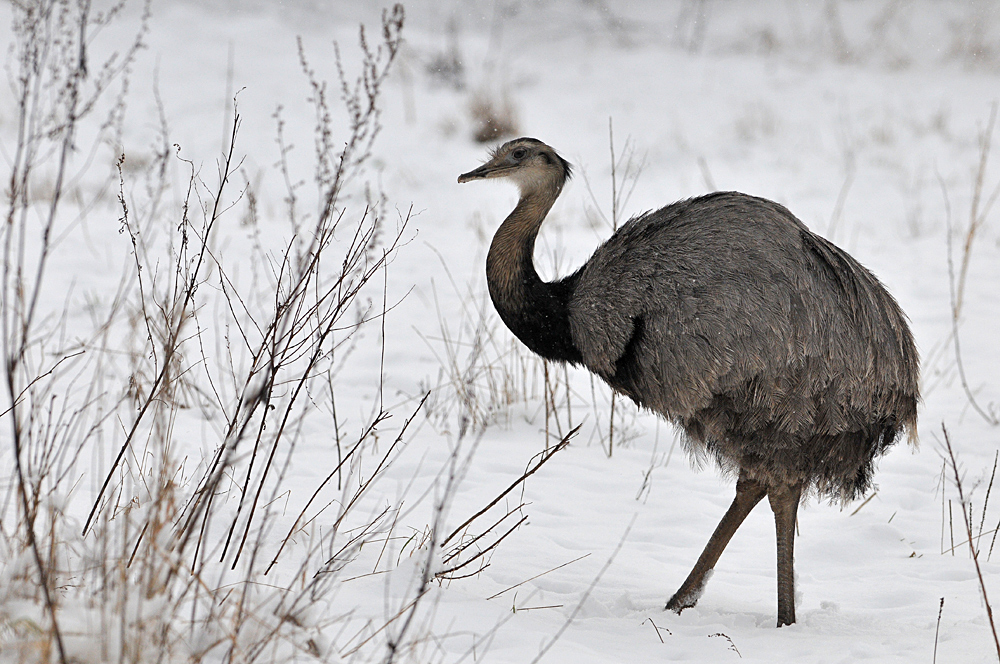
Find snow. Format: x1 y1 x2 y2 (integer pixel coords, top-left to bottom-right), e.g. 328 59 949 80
2 0 1000 662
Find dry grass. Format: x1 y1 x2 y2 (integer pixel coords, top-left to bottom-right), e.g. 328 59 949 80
941 424 1000 661
942 103 1000 426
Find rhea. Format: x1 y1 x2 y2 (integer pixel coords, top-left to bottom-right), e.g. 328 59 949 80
458 138 918 627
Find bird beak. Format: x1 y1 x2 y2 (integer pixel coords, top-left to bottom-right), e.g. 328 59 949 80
458 161 508 183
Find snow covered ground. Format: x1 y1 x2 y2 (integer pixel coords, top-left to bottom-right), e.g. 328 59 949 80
2 1 1000 662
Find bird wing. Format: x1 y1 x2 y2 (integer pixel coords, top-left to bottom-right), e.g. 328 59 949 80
567 194 860 425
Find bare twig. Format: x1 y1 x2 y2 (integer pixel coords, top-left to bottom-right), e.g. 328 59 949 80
957 102 999 314
933 597 945 664
849 491 877 516
939 169 999 426
436 514 528 579
85 109 245 537
643 617 669 643
941 423 1000 660
442 503 527 565
442 425 578 547
265 393 427 574
579 120 646 456
826 152 856 243
529 515 636 664
709 632 742 658
486 553 591 601
979 452 998 551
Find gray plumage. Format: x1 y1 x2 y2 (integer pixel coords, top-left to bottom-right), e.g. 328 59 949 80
458 137 919 627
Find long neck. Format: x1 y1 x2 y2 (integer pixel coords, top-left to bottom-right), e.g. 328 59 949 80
486 189 582 364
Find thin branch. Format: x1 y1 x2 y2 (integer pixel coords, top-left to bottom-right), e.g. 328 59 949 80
940 170 999 426
941 423 1000 660
442 426 578 547
84 109 245 536
957 101 998 314
485 553 590 601
529 515 636 664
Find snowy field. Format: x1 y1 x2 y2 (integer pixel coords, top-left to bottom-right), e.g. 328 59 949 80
2 1 1000 662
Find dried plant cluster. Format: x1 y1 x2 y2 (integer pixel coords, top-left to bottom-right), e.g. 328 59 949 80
0 3 460 662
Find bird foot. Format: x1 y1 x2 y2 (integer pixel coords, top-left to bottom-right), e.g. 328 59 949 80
665 588 700 614
665 571 710 613
776 611 796 627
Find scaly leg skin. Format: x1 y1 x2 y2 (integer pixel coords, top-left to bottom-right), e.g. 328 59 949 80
666 474 767 613
768 482 803 627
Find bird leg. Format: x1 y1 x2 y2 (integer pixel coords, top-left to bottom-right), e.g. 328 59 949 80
767 482 803 627
666 473 767 613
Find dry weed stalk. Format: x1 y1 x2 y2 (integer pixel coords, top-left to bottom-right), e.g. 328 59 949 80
436 426 577 581
941 424 1000 661
527 515 635 664
942 103 1000 426
2 2 148 661
417 257 552 435
956 102 1000 316
580 118 646 456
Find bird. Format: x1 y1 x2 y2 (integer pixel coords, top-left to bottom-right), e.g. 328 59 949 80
457 137 919 627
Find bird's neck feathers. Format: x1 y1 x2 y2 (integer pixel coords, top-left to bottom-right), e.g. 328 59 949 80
485 187 582 365
486 188 559 312
486 172 565 277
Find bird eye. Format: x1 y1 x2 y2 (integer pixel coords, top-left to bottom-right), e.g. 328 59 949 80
511 148 527 160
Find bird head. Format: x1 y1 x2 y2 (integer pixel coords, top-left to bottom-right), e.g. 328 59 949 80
458 138 572 198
